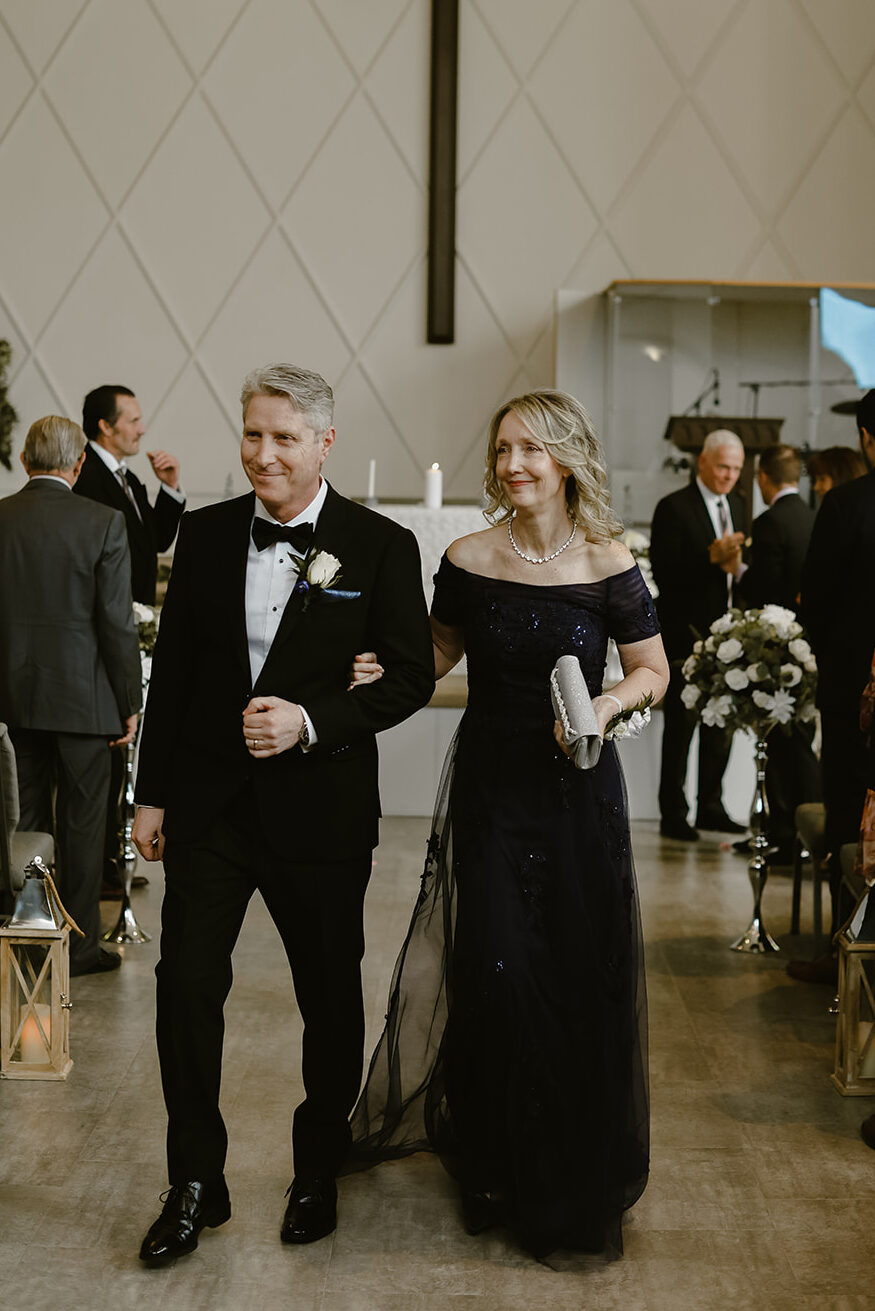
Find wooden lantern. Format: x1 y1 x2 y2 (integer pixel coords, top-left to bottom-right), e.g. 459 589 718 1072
0 922 73 1079
832 891 875 1095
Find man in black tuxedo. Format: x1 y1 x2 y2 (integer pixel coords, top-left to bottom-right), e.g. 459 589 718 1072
650 430 747 840
790 390 875 983
734 444 819 860
0 416 141 972
75 385 185 605
134 364 434 1265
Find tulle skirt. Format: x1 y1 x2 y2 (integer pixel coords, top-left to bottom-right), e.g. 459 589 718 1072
346 714 649 1259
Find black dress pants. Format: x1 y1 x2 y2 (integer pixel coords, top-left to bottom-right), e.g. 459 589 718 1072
820 709 869 935
658 668 732 824
10 727 110 966
157 789 372 1185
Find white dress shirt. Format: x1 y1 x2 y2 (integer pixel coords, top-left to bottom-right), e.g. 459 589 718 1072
245 478 329 745
696 475 734 539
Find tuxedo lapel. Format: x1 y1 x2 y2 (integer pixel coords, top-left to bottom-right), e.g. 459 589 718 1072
256 485 356 683
686 483 717 545
215 493 254 680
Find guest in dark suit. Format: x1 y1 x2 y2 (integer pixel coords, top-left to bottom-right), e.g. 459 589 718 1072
134 364 435 1265
734 444 819 859
790 390 875 983
75 384 185 604
650 429 747 840
0 417 142 973
75 385 185 889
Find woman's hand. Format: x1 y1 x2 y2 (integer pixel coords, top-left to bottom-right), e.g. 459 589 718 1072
348 651 384 690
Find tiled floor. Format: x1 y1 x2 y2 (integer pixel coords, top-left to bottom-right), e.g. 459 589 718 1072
2 819 873 1311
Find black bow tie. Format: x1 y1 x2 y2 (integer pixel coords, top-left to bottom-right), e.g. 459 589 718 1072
251 519 314 554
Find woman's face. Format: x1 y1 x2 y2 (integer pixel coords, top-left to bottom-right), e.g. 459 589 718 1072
813 472 833 499
494 412 568 512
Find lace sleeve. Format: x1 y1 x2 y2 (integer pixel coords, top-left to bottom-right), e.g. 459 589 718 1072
430 553 465 627
607 565 660 644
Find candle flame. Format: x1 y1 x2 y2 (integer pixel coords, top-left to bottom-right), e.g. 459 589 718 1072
430 463 440 471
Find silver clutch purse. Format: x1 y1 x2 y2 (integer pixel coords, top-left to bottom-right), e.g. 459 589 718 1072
550 655 602 770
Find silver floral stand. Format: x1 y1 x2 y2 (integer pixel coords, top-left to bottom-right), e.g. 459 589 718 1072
731 733 779 953
102 735 151 945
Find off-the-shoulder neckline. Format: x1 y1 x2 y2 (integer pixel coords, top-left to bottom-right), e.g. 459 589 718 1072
441 554 640 590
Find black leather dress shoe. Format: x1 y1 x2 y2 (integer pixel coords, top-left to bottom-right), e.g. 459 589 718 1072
461 1189 504 1236
139 1179 231 1265
70 948 122 976
280 1177 337 1244
696 810 747 834
862 1113 875 1150
659 818 699 841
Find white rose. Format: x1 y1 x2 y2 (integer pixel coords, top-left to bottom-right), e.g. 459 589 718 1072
682 655 698 678
681 684 701 708
780 663 802 687
717 638 743 663
712 614 735 635
789 622 802 637
693 640 704 655
789 638 811 661
133 602 154 624
759 604 795 639
725 667 749 691
746 663 763 683
701 695 732 728
753 690 774 711
804 657 817 673
307 551 342 588
621 529 649 551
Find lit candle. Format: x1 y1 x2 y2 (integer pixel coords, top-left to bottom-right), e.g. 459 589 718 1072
19 1003 51 1064
424 462 443 509
367 458 376 501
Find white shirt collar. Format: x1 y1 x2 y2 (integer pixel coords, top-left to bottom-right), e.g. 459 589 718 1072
770 485 798 504
89 439 125 474
252 477 329 529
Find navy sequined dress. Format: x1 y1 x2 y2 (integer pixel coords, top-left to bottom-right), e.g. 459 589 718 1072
347 555 660 1259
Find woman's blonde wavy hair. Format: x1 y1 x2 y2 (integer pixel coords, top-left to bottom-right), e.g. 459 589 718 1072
483 389 622 543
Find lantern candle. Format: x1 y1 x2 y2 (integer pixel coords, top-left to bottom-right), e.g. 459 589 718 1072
19 1003 51 1064
425 463 443 509
367 459 376 501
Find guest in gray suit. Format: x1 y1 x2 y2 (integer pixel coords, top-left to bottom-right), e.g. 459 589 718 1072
0 416 142 974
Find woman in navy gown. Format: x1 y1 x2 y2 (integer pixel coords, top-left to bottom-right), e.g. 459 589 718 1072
347 390 669 1260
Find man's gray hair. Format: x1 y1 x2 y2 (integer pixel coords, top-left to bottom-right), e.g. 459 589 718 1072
702 428 744 456
23 415 87 471
240 364 334 434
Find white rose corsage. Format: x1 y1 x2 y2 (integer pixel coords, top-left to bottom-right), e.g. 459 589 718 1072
603 694 653 742
294 550 361 611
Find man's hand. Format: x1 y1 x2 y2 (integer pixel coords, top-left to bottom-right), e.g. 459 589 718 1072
147 450 181 491
720 544 743 575
708 531 744 566
110 713 139 748
243 696 304 757
348 650 384 690
133 806 165 861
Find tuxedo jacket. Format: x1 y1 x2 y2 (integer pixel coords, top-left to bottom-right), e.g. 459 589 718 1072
0 480 142 734
135 486 435 860
649 481 746 662
739 492 815 615
801 468 875 715
73 444 184 603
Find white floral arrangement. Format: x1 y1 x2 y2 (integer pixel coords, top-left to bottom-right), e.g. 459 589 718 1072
621 528 658 599
604 702 652 742
132 602 159 687
681 604 817 734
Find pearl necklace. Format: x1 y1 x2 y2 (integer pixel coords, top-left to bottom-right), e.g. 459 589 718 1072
507 517 576 564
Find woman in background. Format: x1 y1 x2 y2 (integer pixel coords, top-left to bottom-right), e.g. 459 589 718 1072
347 390 668 1262
806 446 865 500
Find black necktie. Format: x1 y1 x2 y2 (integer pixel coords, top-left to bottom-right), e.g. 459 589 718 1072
251 518 314 554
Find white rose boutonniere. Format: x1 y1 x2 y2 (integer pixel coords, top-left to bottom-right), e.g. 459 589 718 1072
293 550 361 611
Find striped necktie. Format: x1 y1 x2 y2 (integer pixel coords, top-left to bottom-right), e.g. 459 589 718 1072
115 465 143 523
717 498 732 606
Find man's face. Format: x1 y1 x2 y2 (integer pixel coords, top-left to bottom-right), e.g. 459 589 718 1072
99 394 144 460
860 427 875 471
699 444 743 496
241 393 334 520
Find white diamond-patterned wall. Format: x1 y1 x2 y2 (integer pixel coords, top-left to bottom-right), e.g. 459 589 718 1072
1 0 874 505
